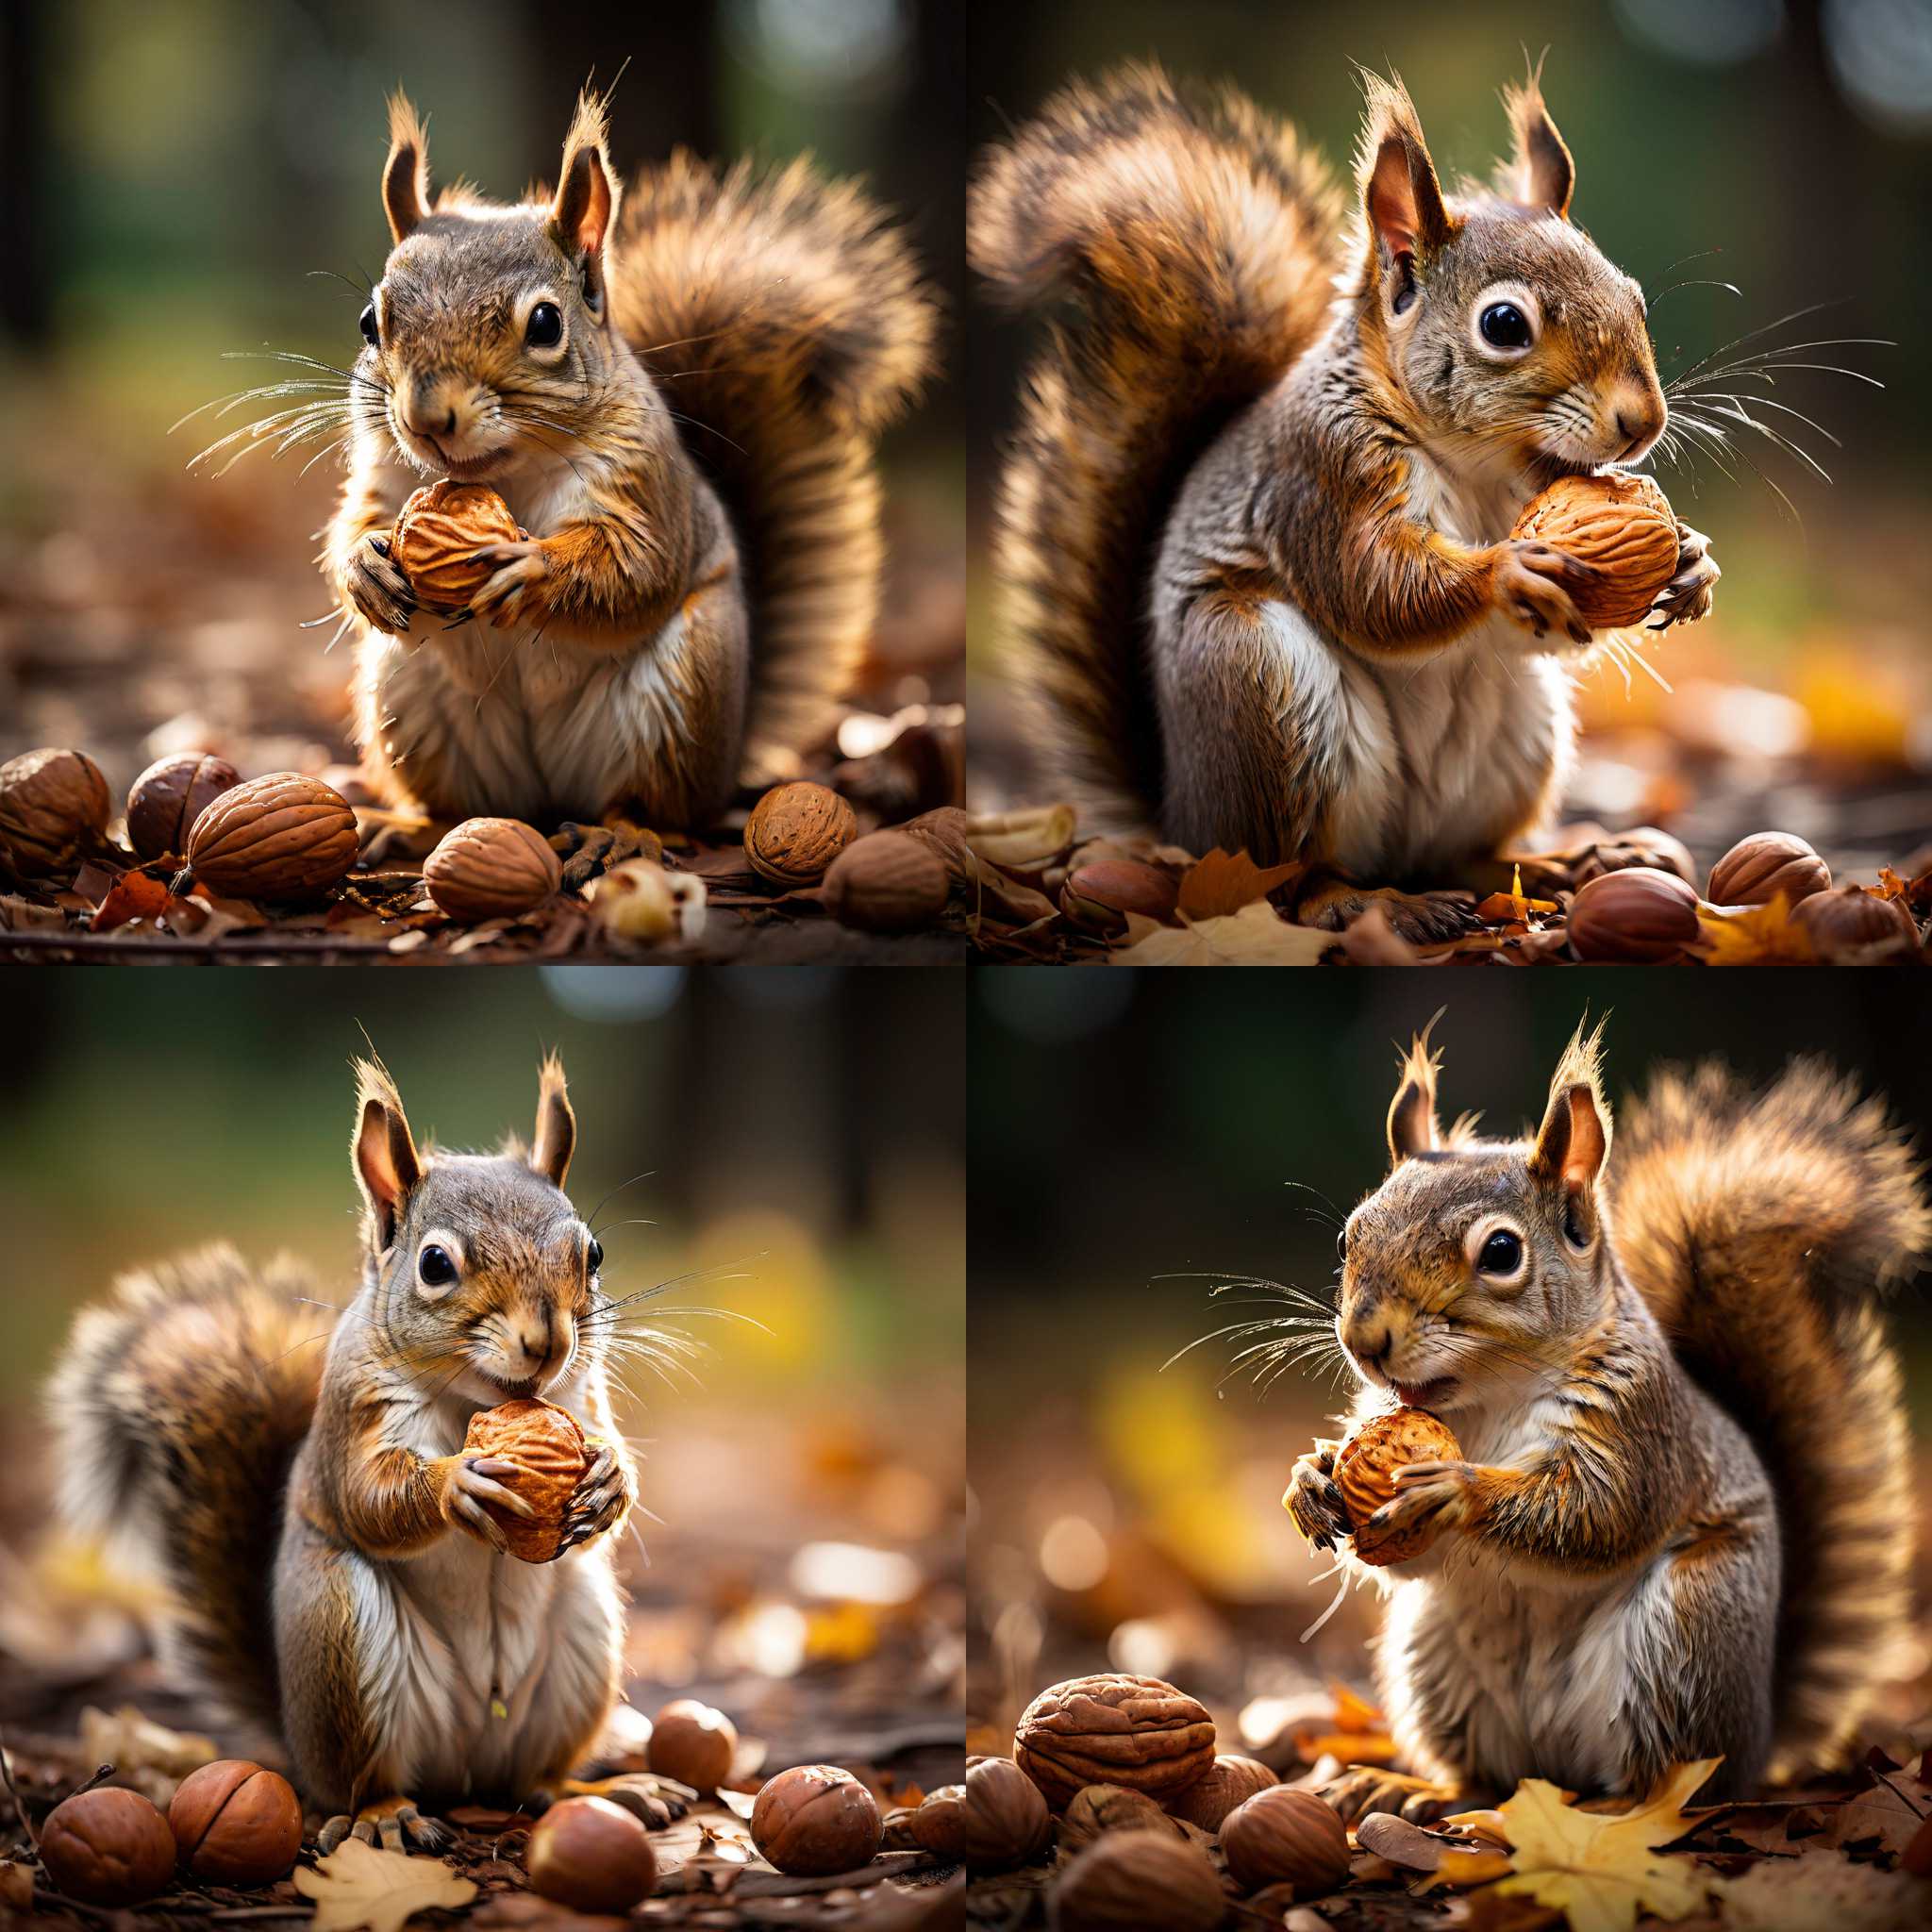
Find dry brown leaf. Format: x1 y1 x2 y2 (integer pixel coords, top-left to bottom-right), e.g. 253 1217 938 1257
1109 900 1331 965
293 1838 477 1932
1719 1854 1932 1931
1825 1766 1932 1857
1174 848 1304 921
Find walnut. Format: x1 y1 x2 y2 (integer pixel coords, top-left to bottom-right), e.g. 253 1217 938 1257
1566 867 1701 964
1336 1407 1463 1566
1049 1830 1225 1932
167 1759 303 1886
744 782 858 887
460 1399 588 1563
957 1755 1053 1872
0 747 110 879
1511 472 1679 629
1707 832 1831 908
1166 1755 1278 1833
1791 883 1918 957
1059 1784 1188 1853
525 1795 658 1912
1220 1787 1350 1896
392 480 525 612
126 754 242 862
39 1788 178 1907
647 1699 736 1795
820 830 951 933
1014 1674 1216 1810
424 818 561 921
750 1765 883 1876
182 772 358 900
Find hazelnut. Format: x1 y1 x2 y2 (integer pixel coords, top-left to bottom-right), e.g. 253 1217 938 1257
392 480 525 613
1167 1755 1278 1833
1014 1674 1216 1810
1566 867 1701 964
751 1765 883 1876
744 782 858 888
958 1755 1053 1872
1790 883 1918 957
1060 860 1181 933
183 772 358 900
1707 832 1831 908
424 818 561 922
0 748 111 879
1048 1830 1224 1932
908 1785 967 1860
126 754 242 862
647 1699 736 1795
460 1400 589 1562
525 1795 658 1912
1334 1407 1463 1566
820 830 951 933
1510 472 1679 629
587 859 707 943
1220 1786 1350 1896
40 1787 177 1907
167 1759 302 1886
1571 825 1695 889
1059 1784 1187 1852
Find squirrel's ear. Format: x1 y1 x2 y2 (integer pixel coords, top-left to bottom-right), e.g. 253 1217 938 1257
352 1058 422 1249
1495 69 1574 218
383 92 432 244
530 1053 576 1191
1387 1008 1447 1168
1358 74 1453 280
1528 1020 1612 1200
550 91 620 313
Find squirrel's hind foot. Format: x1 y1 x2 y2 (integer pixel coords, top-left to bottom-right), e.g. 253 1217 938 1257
529 1772 688 1829
1323 1767 1472 1828
550 815 663 892
317 1797 454 1856
1297 878 1478 945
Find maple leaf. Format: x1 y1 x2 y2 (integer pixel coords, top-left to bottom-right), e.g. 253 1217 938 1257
1694 895 1820 966
1490 1759 1720 1932
293 1838 477 1932
1109 899 1331 964
1174 847 1304 921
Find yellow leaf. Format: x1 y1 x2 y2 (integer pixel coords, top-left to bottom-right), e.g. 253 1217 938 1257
78 1704 217 1778
1693 895 1819 966
293 1839 477 1932
1491 1759 1720 1932
1108 899 1331 965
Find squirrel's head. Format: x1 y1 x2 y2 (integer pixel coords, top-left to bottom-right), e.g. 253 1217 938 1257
1351 70 1665 482
350 1053 608 1407
355 92 629 482
1335 1016 1616 1416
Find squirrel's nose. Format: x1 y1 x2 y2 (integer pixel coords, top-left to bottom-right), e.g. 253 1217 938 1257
1343 1311 1394 1370
1611 387 1665 458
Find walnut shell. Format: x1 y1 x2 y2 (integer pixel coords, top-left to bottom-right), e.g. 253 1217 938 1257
744 782 858 887
1221 1786 1350 1896
126 754 242 862
820 830 950 933
1790 882 1918 956
1566 866 1701 964
1707 832 1831 908
1014 1674 1216 1810
1511 471 1679 629
648 1699 737 1795
424 817 561 921
1166 1755 1279 1833
392 480 525 612
1059 1785 1188 1853
1049 1830 1224 1932
40 1788 177 1907
460 1399 589 1563
958 1755 1053 1872
1570 825 1695 889
168 1759 303 1886
0 747 110 879
1336 1407 1463 1566
750 1765 883 1876
183 772 358 900
525 1795 658 1912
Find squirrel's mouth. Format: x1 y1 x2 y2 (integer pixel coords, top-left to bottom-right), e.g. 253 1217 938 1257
1391 1374 1457 1410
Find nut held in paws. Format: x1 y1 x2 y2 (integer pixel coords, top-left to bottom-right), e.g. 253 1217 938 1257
1336 1407 1463 1565
393 480 525 613
460 1399 588 1562
1511 471 1678 629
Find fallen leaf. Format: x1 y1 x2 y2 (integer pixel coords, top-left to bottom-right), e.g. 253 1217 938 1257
91 869 176 933
1109 900 1331 965
472 1895 629 1932
1694 896 1820 966
293 1838 477 1932
1718 1854 1932 1931
1826 1766 1931 1857
1174 848 1304 921
78 1703 217 1777
965 804 1076 867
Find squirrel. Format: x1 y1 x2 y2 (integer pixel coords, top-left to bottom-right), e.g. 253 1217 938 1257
1281 1019 1927 1819
47 1056 651 1851
970 65 1721 938
328 90 935 838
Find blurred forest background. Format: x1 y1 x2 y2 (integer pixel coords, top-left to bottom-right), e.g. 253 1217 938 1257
967 971 1932 1764
0 0 964 798
0 965 965 1791
967 0 1932 881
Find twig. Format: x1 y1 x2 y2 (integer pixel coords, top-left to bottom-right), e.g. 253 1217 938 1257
0 1719 38 1849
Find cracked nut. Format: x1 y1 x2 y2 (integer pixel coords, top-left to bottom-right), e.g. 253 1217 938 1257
820 830 950 933
1221 1786 1350 1896
168 1759 302 1886
744 781 858 888
0 747 110 880
1511 471 1679 629
1167 1755 1279 1833
525 1795 658 1912
126 754 242 863
40 1788 177 1907
1059 1784 1187 1852
957 1755 1052 1872
1707 832 1831 908
1791 882 1917 956
1337 1407 1463 1566
751 1765 883 1876
648 1699 736 1795
587 859 706 944
1049 1829 1224 1932
424 817 561 922
460 1399 588 1563
392 480 525 613
1570 825 1695 889
183 772 358 900
1566 866 1701 964
1014 1674 1216 1810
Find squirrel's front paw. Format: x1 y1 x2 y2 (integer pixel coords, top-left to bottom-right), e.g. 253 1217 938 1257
440 1454 539 1552
344 531 420 637
1492 539 1595 647
464 540 550 630
1648 520 1719 630
558 1440 630 1554
1285 1444 1349 1553
1367 1458 1478 1542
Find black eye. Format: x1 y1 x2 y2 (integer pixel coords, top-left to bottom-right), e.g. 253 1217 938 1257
587 1238 604 1275
525 302 562 348
419 1244 456 1288
359 304 379 347
1477 1229 1523 1275
1478 302 1533 350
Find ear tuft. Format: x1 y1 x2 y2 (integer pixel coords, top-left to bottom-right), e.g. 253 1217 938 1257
383 91 431 243
550 89 621 269
1494 61 1574 218
1387 1006 1448 1167
352 1055 422 1248
1528 1016 1612 1191
1356 69 1454 270
531 1052 576 1191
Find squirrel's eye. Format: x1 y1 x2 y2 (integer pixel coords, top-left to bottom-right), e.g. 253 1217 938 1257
1477 1229 1524 1275
525 302 563 348
1478 302 1533 350
586 1238 604 1275
419 1244 457 1288
359 304 379 348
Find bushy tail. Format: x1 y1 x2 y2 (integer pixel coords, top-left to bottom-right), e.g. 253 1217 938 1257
46 1245 328 1730
1609 1061 1930 1776
969 65 1346 834
611 155 937 785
